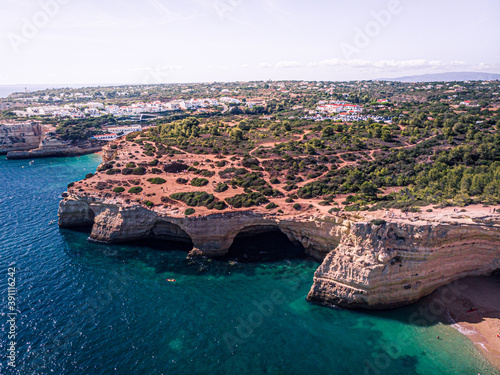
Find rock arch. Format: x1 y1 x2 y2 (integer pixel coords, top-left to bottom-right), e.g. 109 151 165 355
225 225 305 262
150 220 194 248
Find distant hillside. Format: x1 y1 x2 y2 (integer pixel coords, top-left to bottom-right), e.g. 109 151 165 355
379 72 500 83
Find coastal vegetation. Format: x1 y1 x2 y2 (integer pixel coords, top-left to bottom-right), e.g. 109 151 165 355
26 79 498 213
128 187 143 194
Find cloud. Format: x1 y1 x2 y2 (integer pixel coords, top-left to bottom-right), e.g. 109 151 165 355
472 62 496 71
112 65 183 73
244 61 304 69
309 58 469 71
275 60 303 68
139 65 183 72
244 59 492 73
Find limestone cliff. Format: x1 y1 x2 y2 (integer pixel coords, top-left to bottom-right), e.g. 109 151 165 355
307 220 500 309
6 143 102 159
1 121 104 159
58 194 347 260
58 194 500 309
0 121 44 154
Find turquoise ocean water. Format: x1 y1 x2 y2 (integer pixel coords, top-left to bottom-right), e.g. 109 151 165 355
0 155 498 375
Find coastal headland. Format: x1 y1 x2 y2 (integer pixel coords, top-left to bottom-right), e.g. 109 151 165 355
1 120 104 159
58 133 500 311
45 81 500 369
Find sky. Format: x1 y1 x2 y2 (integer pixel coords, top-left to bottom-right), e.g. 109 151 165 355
0 0 499 85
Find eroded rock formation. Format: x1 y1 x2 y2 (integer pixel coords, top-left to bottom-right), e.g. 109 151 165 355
0 121 103 159
59 194 500 309
58 195 347 260
307 220 500 309
0 121 44 154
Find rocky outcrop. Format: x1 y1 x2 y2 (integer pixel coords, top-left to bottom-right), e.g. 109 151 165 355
6 145 102 159
58 194 500 309
58 195 347 260
307 220 500 309
1 121 103 159
0 121 43 154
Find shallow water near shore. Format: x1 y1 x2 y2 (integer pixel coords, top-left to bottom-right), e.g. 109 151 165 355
0 155 498 375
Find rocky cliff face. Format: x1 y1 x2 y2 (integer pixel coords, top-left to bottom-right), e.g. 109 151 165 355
0 121 44 154
307 219 500 309
58 195 347 260
58 194 500 309
6 144 102 159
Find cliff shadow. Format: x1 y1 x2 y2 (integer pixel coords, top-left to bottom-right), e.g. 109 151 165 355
60 227 312 278
149 220 194 250
427 273 500 326
352 273 500 332
223 226 306 263
126 238 193 252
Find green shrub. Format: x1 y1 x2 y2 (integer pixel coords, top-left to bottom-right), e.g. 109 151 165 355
113 187 125 193
126 162 136 168
215 182 228 193
190 178 209 186
144 200 154 207
85 173 94 179
121 167 133 175
214 201 227 210
148 159 159 166
176 178 188 184
283 183 297 192
292 203 301 210
241 157 260 169
225 192 269 208
109 144 118 150
170 191 216 207
106 168 121 175
270 177 280 184
199 170 215 177
185 208 195 216
147 177 166 184
128 187 143 194
97 162 113 172
345 204 362 212
265 202 278 209
132 167 146 175
371 219 386 226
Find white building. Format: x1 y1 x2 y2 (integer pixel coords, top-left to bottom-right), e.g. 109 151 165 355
178 101 194 109
165 102 180 110
87 102 104 109
92 133 118 141
104 125 142 135
219 97 240 104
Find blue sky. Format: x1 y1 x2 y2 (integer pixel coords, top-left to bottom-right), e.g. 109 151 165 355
1 0 499 84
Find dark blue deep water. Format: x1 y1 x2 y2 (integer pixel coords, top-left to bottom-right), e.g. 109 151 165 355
0 155 498 374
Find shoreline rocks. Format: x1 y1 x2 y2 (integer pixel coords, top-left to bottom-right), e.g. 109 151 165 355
6 145 102 159
0 121 44 154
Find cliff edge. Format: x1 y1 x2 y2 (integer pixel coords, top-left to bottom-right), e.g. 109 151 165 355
59 193 500 309
307 217 500 309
